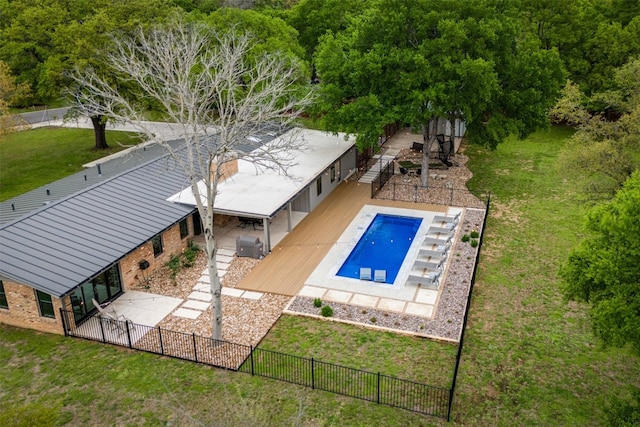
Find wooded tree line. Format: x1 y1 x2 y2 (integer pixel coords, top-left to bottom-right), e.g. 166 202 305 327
1 0 639 361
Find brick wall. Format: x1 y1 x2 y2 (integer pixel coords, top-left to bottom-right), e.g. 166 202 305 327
0 280 64 335
120 217 193 291
0 214 195 335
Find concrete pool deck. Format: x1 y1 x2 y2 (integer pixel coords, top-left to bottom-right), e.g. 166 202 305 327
300 204 463 319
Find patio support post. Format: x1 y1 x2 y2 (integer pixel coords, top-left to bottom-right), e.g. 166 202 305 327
287 203 292 231
263 218 271 255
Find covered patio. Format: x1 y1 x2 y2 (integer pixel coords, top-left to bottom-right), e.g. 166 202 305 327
168 128 357 254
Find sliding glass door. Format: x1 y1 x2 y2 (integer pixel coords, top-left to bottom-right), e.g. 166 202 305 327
69 264 123 324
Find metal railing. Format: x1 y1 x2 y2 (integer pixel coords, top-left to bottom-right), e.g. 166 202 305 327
60 195 490 421
60 310 451 419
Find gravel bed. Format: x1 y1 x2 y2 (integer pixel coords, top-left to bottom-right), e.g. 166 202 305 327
134 147 485 345
134 252 290 347
285 208 485 342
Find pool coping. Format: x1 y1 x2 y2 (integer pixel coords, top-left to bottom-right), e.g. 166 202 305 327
305 204 461 302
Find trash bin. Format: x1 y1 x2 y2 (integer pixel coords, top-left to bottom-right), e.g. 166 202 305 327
236 235 264 259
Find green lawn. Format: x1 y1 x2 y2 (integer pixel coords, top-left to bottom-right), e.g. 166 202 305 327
0 127 143 201
454 126 640 425
1 125 639 426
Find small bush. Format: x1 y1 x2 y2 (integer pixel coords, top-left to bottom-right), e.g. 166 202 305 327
321 305 333 317
470 239 479 248
461 234 470 242
370 317 377 323
470 230 480 239
166 255 181 279
313 298 322 308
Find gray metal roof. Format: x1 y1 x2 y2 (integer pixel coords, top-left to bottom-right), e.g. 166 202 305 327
0 124 284 297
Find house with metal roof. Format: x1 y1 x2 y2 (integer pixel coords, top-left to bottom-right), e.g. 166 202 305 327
0 127 356 334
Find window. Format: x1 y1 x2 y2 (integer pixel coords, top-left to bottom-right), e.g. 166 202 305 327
152 234 164 257
0 280 8 309
316 177 322 196
36 290 54 318
179 218 189 239
330 165 336 183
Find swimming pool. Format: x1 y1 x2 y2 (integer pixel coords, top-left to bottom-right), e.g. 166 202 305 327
337 214 423 284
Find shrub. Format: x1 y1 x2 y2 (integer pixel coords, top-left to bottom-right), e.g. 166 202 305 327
166 255 181 279
470 239 479 248
321 305 333 317
461 234 470 242
182 241 201 267
470 230 480 239
370 317 377 323
313 298 322 308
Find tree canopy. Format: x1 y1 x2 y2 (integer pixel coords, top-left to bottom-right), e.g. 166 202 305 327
560 171 640 354
515 0 640 96
313 0 565 152
551 58 640 200
68 22 312 339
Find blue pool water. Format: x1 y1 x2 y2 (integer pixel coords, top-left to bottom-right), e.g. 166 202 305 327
337 214 422 284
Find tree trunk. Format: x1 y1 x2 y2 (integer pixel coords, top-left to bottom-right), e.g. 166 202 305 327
420 117 439 187
90 115 108 149
204 211 223 341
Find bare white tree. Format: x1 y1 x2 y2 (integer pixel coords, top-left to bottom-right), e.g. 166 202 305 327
68 23 313 340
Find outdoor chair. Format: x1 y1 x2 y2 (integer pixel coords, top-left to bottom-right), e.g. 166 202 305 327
374 269 387 283
434 212 460 225
359 267 372 281
413 256 445 271
92 298 129 334
419 247 448 259
428 224 457 235
411 141 424 152
406 271 441 289
423 234 453 247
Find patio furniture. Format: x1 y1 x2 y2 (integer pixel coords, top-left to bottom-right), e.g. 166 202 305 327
238 216 263 230
413 256 445 271
419 247 448 259
434 212 460 225
406 271 441 288
374 269 387 283
428 224 456 235
423 234 453 247
360 267 372 280
399 167 411 182
92 298 128 334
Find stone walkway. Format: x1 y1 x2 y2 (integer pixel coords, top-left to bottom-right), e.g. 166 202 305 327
171 248 264 320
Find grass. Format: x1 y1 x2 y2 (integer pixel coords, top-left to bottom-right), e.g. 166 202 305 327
455 125 640 425
0 325 442 426
2 124 639 425
0 127 143 201
257 315 457 387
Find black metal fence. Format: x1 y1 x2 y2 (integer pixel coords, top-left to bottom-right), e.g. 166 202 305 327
239 347 450 417
60 310 451 419
59 195 490 422
374 178 487 209
371 160 395 198
446 193 491 420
